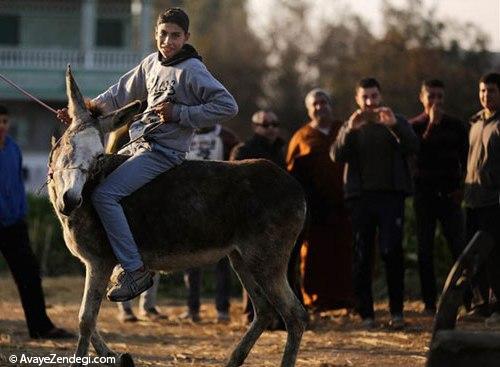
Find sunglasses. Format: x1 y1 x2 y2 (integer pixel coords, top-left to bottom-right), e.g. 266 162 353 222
254 122 280 128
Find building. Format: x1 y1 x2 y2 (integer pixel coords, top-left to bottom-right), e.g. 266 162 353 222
0 0 157 193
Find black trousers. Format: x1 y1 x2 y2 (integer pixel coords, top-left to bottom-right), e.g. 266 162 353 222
184 257 231 313
347 192 405 319
0 220 54 337
466 204 500 313
414 190 465 309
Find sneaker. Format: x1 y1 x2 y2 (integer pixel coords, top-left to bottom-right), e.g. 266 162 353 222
217 311 230 323
485 312 500 328
361 317 375 330
179 310 201 322
139 307 167 321
118 308 138 323
389 314 405 330
107 267 154 302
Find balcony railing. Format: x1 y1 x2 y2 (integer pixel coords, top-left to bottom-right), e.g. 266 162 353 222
0 47 143 71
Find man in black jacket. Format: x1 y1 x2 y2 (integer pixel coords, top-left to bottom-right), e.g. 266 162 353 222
331 78 419 330
230 110 289 328
409 79 468 315
230 110 285 167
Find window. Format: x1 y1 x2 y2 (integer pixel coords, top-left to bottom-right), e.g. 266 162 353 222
96 19 124 47
0 15 20 45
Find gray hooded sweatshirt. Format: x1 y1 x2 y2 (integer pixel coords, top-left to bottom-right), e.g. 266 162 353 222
93 51 238 152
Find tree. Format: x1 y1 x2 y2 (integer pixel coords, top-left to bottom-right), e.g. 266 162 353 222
184 0 269 136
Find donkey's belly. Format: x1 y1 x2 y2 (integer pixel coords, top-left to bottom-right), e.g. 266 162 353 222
143 246 235 273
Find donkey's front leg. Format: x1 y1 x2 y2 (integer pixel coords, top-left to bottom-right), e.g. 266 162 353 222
71 263 112 367
91 330 135 367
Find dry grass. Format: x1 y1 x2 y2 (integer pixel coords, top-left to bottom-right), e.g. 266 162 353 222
0 275 435 366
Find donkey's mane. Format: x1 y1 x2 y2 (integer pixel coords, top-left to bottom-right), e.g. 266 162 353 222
85 99 104 118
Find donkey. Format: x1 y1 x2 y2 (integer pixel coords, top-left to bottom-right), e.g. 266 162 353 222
47 66 308 367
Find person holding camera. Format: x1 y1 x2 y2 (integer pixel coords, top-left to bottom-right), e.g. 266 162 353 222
330 78 418 330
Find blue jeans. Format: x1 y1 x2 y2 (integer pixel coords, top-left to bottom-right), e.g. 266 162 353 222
347 192 405 319
92 141 185 271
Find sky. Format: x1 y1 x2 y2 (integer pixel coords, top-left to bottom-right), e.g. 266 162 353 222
248 0 500 51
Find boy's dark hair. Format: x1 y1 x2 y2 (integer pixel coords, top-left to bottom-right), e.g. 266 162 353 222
356 78 381 92
422 79 445 90
157 7 189 33
0 105 8 115
480 72 500 90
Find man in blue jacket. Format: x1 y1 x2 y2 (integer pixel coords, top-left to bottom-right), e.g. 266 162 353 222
0 105 73 339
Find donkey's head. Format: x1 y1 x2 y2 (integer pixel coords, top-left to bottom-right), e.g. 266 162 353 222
49 65 141 216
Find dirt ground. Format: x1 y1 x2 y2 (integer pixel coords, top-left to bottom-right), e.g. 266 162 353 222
0 276 436 366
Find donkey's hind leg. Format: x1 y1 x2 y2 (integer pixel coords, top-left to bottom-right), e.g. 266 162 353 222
254 265 308 367
72 263 113 366
226 251 276 367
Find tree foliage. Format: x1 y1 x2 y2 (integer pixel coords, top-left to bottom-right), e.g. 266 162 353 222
183 0 269 136
153 0 493 135
261 0 493 129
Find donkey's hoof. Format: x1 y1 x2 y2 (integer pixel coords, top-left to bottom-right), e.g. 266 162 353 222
118 353 134 367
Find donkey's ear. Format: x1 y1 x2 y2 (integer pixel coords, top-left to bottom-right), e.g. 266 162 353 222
100 100 142 133
66 64 89 123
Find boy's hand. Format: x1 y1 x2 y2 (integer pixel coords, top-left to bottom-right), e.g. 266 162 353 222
375 107 397 127
429 104 444 125
153 102 174 124
56 108 71 125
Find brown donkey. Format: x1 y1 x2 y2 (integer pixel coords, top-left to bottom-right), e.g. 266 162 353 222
47 66 308 366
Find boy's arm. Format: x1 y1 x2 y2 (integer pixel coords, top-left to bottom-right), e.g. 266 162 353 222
92 62 148 115
172 64 238 128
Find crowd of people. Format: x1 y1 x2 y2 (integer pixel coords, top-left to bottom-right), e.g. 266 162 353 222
1 6 500 340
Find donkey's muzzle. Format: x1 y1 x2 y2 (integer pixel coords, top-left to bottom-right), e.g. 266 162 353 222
60 191 83 216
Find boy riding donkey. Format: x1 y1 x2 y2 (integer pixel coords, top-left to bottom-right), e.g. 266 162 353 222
57 7 238 302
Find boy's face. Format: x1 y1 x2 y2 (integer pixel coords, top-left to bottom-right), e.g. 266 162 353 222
479 82 500 112
155 22 190 60
355 87 382 110
420 86 444 112
0 113 9 142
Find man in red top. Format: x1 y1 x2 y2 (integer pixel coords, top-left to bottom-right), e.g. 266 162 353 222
287 89 354 313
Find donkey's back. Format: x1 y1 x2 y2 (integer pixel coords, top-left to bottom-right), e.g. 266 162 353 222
81 156 306 272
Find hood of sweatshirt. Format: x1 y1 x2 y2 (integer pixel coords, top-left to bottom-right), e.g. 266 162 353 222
158 44 202 67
